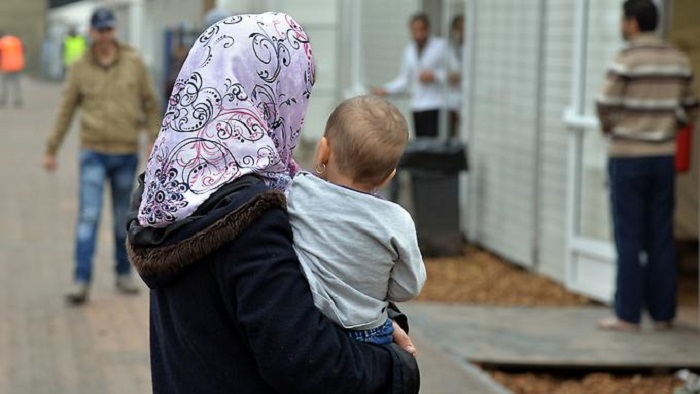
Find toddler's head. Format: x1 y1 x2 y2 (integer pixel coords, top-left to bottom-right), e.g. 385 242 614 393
315 96 409 192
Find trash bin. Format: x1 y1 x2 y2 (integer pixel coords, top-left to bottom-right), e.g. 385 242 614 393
399 138 468 257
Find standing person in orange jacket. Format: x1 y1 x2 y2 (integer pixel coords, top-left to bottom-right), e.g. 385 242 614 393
0 32 25 108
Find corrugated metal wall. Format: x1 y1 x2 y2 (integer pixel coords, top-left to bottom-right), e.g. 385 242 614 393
277 0 340 143
466 0 620 282
244 0 420 144
362 0 421 130
466 0 542 268
537 0 576 280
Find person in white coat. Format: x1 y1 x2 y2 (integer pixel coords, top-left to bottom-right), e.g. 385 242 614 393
372 13 448 138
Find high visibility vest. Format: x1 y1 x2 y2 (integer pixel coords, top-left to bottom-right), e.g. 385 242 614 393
63 35 87 66
0 35 25 72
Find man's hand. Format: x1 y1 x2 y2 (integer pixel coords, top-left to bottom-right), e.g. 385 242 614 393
419 70 435 84
449 71 461 85
371 86 387 97
43 154 57 172
392 321 417 356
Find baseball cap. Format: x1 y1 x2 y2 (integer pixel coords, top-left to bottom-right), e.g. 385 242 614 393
91 8 116 30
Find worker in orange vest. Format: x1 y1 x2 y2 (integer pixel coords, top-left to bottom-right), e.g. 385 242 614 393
0 32 25 107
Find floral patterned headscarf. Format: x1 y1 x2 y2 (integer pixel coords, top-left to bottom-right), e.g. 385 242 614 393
138 13 315 227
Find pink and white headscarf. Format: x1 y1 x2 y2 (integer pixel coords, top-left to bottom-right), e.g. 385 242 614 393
138 13 315 227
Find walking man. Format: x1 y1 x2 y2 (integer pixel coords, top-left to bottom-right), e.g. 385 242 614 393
596 0 698 331
43 8 161 304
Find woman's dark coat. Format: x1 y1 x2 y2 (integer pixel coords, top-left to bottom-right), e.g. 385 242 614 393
126 175 419 394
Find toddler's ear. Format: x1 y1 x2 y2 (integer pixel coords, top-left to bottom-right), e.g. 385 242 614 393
314 136 331 164
378 169 397 188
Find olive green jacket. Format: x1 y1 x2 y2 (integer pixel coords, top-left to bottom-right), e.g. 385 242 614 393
46 43 160 156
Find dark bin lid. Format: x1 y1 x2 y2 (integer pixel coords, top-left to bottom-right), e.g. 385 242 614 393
399 138 468 173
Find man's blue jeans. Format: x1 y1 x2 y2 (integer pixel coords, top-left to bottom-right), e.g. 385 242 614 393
608 156 677 324
74 150 138 283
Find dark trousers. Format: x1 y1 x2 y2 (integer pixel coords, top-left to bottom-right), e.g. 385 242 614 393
412 110 439 138
608 156 677 324
389 109 441 201
449 110 459 138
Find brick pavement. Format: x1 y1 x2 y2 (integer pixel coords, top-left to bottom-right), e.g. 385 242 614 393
0 78 151 394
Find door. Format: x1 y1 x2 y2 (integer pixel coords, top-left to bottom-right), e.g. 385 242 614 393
565 0 624 302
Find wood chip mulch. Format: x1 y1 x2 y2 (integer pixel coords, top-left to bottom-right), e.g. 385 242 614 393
416 245 592 306
489 371 683 394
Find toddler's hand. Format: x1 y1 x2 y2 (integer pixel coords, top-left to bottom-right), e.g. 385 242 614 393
392 321 417 356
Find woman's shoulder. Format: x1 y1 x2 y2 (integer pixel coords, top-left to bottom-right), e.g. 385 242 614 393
128 176 288 278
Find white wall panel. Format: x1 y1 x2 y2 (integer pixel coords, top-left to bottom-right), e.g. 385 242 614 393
467 0 541 267
536 0 576 280
464 0 585 282
361 0 420 127
142 0 203 100
271 0 340 144
277 0 338 24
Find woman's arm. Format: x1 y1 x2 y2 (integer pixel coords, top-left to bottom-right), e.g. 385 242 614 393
216 207 419 394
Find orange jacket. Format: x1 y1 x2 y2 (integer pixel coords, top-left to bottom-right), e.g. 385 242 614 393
0 35 25 72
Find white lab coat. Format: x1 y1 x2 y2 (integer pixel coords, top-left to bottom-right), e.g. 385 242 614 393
383 36 448 112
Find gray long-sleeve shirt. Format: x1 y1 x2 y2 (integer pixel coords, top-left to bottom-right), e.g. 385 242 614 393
288 172 426 330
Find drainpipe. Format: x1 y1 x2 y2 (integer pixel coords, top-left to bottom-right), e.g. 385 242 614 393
531 0 547 271
438 0 451 140
463 0 476 241
344 0 364 98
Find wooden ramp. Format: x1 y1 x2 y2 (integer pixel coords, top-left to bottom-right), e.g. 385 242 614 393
401 303 700 369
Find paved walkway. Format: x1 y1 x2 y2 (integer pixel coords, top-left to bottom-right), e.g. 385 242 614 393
1 78 151 394
402 303 700 371
0 78 510 394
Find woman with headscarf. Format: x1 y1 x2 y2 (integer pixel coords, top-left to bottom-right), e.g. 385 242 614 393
125 13 419 394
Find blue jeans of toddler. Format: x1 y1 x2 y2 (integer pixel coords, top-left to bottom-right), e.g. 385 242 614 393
345 318 394 345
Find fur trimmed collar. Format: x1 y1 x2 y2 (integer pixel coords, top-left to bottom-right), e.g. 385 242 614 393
127 190 286 277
